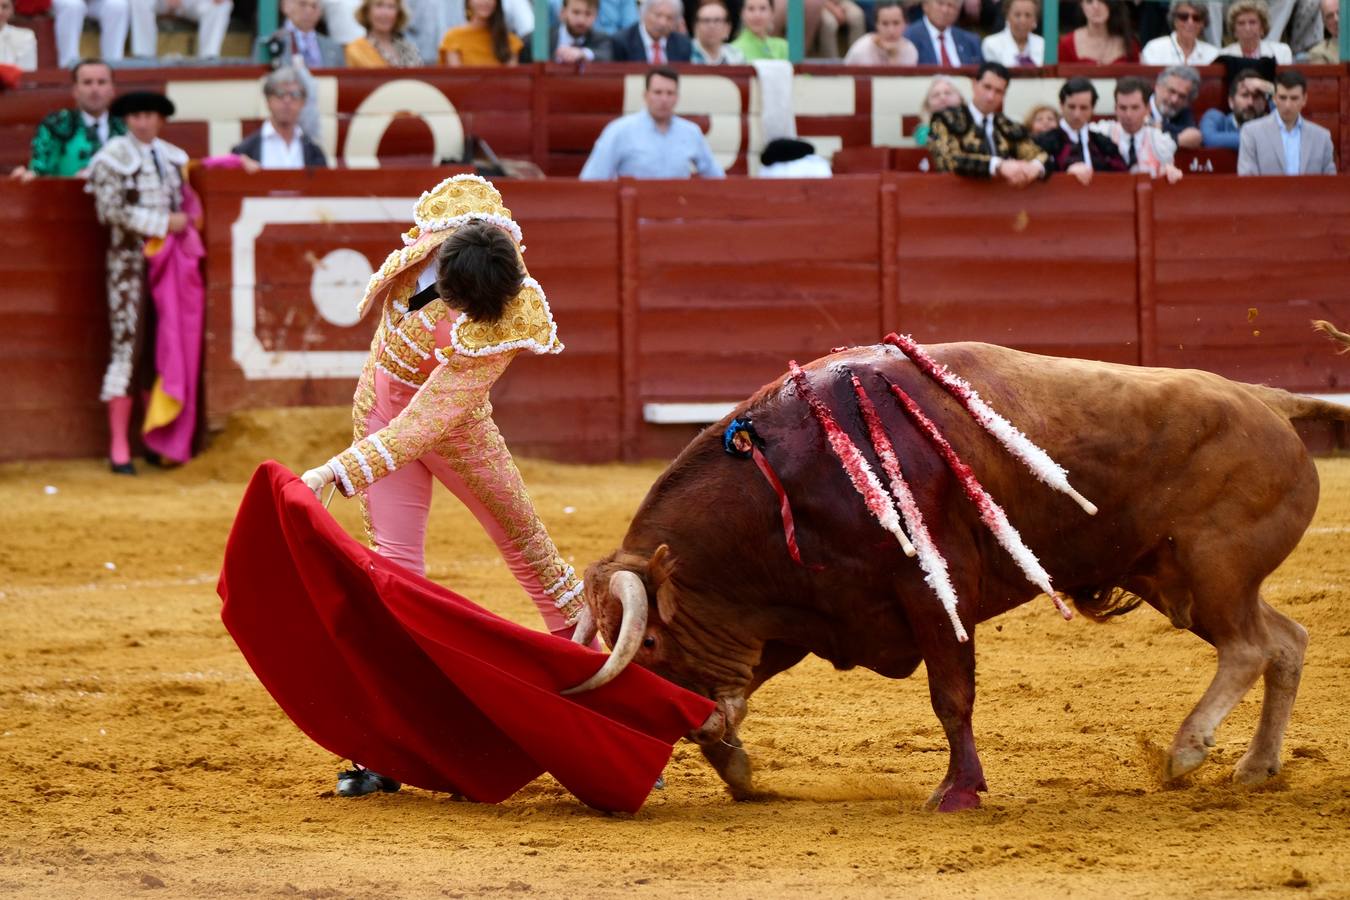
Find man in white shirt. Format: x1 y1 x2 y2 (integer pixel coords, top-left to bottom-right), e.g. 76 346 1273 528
232 67 330 169
1090 75 1184 183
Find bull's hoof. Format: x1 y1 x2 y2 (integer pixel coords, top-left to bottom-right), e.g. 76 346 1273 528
720 751 754 799
1166 740 1211 780
933 787 982 812
1232 753 1280 786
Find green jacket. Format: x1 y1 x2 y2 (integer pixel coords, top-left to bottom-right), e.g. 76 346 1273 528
28 109 127 177
729 31 789 61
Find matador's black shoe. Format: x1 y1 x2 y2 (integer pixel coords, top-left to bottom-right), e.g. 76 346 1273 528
336 766 401 797
109 459 136 476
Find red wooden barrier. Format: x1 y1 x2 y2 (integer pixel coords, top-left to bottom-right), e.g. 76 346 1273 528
3 172 1348 464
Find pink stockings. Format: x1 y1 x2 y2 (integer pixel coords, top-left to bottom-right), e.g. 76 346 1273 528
108 395 134 465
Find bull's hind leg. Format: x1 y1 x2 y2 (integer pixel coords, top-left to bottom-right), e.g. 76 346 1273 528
1233 601 1308 786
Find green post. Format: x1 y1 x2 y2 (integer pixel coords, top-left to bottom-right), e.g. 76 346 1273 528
787 0 804 62
1042 0 1058 64
259 0 278 39
1340 0 1348 63
533 0 550 62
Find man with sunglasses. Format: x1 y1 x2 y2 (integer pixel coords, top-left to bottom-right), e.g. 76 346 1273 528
232 66 329 169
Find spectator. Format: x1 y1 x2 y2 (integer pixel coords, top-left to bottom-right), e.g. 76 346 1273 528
440 0 522 64
1033 76 1128 184
1090 75 1183 181
1151 64 1203 148
597 0 638 33
1023 101 1057 134
815 0 867 59
1305 0 1338 62
0 0 36 70
255 0 346 66
232 67 329 168
521 0 613 61
345 0 421 64
10 59 123 182
129 0 232 59
844 0 919 64
1059 0 1137 63
1265 0 1324 58
579 67 724 180
85 91 196 474
612 0 691 61
728 0 785 60
913 73 962 145
690 0 745 63
758 136 832 176
52 0 131 67
1220 0 1292 62
1238 69 1336 174
1200 68 1271 149
904 0 982 65
1141 0 1219 65
927 61 1048 186
981 0 1043 66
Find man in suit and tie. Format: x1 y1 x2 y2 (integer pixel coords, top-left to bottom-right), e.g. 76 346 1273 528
254 0 346 67
903 0 982 66
1238 70 1337 175
927 61 1047 186
611 0 692 62
522 0 614 61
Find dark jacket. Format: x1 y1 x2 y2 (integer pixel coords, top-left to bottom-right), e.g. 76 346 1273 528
1034 126 1129 173
927 104 1048 178
903 19 983 65
233 128 329 168
610 24 692 62
520 20 614 62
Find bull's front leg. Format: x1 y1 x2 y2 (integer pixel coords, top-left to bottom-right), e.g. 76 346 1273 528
921 630 987 812
691 694 753 799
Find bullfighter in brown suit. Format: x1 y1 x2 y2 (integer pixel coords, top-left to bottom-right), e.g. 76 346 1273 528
927 61 1048 187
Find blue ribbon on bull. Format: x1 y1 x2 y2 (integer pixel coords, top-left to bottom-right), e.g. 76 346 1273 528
722 417 764 458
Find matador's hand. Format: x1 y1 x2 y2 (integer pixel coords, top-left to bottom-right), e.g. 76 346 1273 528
301 465 334 498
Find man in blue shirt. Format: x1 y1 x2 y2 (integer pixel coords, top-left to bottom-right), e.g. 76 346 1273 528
1200 69 1271 151
1238 70 1337 175
580 68 725 180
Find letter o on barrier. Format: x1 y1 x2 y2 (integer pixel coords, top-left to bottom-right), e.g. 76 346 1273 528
343 80 465 169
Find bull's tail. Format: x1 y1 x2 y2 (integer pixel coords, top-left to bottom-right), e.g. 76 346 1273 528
1238 321 1350 424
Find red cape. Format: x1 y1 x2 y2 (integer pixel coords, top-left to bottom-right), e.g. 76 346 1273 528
218 462 713 813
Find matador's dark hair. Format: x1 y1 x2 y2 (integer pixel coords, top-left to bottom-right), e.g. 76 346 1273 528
435 221 523 324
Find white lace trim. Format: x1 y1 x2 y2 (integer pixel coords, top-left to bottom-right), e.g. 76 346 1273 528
553 581 585 608
406 210 523 247
546 566 576 596
326 459 354 497
352 447 374 486
392 325 430 360
369 434 397 472
375 362 421 388
447 276 560 359
382 349 420 376
418 310 435 331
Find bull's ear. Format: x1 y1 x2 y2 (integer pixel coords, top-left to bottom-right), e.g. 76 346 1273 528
649 544 679 624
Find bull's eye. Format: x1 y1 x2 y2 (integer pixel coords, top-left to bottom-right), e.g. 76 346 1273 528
642 636 656 649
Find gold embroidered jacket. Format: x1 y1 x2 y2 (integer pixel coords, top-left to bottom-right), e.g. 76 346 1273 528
927 105 1049 179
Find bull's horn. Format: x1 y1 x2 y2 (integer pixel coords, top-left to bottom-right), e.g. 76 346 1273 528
561 571 649 695
570 605 597 646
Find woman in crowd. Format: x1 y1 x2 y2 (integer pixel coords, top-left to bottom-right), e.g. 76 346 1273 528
1220 0 1292 62
913 74 962 147
843 0 918 65
1141 0 1219 64
1059 0 1138 63
732 0 789 59
299 175 588 796
981 0 1044 66
0 0 37 71
1023 102 1058 134
346 0 423 66
440 0 522 65
692 0 747 63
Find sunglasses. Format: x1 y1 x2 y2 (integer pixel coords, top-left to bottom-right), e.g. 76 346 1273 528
1173 11 1204 22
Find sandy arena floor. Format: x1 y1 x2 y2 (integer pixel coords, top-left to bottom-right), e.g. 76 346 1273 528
1 408 1348 899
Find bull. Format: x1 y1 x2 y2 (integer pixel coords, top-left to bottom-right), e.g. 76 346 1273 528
565 336 1350 811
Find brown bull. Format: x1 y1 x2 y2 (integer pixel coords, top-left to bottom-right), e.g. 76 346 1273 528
568 339 1350 811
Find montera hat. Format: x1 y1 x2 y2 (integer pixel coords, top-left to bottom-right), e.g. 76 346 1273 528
110 91 176 118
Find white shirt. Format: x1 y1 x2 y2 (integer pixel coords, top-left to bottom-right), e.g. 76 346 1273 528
980 27 1044 66
259 120 307 170
923 16 965 65
1059 118 1094 170
555 22 595 60
0 23 37 71
1141 32 1219 65
81 110 112 146
1220 39 1292 64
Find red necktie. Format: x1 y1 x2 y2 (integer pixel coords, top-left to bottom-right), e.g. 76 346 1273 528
652 39 663 63
937 30 952 66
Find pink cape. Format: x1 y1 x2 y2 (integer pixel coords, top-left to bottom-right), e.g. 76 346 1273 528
218 462 714 812
142 182 205 463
